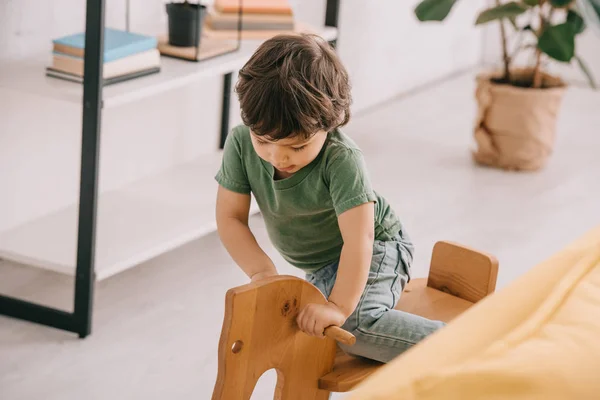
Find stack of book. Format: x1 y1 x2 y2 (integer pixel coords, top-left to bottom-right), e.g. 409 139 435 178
46 28 161 85
204 0 295 39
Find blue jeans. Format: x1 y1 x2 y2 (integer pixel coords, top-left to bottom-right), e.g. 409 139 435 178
306 234 445 363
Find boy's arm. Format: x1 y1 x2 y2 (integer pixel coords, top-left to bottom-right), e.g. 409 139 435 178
328 201 375 317
297 202 374 336
216 185 278 281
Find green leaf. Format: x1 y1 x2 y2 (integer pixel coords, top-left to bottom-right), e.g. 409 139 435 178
537 23 576 62
414 0 459 22
548 0 575 7
475 2 531 25
523 0 539 5
575 55 597 89
567 9 587 33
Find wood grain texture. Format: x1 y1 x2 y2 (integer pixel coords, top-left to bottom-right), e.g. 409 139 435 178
395 278 474 323
211 275 337 400
324 326 356 346
157 37 239 61
428 241 499 303
318 350 383 392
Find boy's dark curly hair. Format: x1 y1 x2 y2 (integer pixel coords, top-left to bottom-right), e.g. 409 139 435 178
236 33 352 141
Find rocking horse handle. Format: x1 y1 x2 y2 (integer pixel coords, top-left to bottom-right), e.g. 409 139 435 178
324 326 356 346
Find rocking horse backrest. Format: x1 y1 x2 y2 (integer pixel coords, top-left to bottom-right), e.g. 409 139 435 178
428 241 499 302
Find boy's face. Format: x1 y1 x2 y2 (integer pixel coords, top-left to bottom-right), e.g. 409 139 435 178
250 130 328 177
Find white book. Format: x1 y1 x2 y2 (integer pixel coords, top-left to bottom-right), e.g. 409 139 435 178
52 48 160 79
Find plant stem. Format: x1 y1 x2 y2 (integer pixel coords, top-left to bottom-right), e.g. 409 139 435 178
532 1 549 88
496 0 511 82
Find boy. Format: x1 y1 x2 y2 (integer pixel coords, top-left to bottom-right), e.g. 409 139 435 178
215 33 444 363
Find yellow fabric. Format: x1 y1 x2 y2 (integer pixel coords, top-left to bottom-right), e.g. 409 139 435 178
346 226 600 400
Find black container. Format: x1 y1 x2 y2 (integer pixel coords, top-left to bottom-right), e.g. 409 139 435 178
166 2 206 47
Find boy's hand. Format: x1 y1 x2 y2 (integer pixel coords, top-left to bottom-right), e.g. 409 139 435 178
297 302 347 338
250 270 278 282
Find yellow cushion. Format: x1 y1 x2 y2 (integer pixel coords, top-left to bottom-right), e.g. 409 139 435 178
346 226 600 400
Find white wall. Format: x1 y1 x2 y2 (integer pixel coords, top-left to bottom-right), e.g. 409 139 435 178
0 0 485 233
337 0 485 112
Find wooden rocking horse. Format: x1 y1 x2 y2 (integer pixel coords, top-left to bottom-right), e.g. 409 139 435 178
212 241 498 399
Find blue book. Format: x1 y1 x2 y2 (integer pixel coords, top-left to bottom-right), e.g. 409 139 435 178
52 28 157 62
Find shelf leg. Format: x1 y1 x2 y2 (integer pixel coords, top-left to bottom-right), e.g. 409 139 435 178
220 72 233 149
0 296 75 332
74 0 106 339
325 0 340 48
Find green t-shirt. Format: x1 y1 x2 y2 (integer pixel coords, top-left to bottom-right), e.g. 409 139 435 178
215 125 404 273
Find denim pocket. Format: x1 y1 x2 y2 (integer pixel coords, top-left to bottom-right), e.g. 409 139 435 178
307 261 339 298
357 241 400 315
378 240 409 307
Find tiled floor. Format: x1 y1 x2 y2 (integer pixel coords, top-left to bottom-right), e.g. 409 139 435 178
1 72 599 399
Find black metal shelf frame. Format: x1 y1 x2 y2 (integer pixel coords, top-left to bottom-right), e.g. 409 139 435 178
0 0 341 338
0 0 105 338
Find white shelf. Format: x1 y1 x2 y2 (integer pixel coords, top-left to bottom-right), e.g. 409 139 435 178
0 24 337 279
0 26 338 108
0 155 259 280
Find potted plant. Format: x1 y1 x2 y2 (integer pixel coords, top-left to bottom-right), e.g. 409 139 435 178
414 0 600 171
166 1 207 47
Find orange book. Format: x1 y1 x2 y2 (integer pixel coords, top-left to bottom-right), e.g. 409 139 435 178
214 0 293 15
